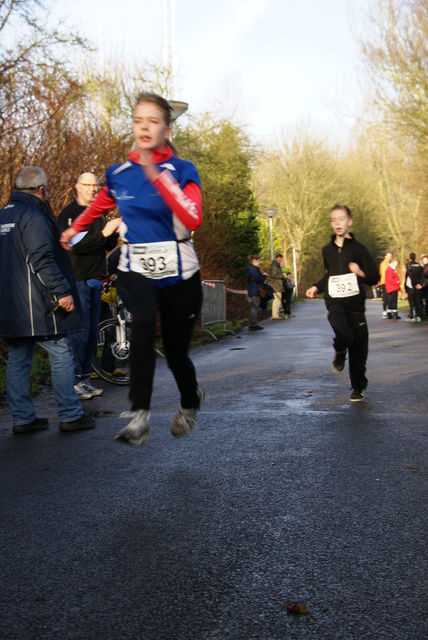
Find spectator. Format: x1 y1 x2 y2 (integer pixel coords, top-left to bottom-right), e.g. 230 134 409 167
58 172 120 399
405 252 424 322
282 272 295 318
247 255 267 331
421 254 428 317
0 166 95 433
385 259 401 319
269 253 286 320
378 251 392 318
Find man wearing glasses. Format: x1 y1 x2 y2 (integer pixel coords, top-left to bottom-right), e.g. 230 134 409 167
58 173 120 400
0 166 95 433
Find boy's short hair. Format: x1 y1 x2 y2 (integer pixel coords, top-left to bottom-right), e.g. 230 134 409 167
275 253 283 259
330 204 352 218
409 252 416 261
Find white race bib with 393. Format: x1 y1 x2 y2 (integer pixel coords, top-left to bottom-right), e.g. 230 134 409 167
328 272 359 298
128 241 179 279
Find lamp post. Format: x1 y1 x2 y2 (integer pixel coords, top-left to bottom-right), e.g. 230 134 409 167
264 208 278 261
290 243 298 297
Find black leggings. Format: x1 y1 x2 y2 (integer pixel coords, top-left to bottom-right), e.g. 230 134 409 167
327 303 369 391
117 270 203 411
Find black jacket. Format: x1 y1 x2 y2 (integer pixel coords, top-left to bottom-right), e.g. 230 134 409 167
0 192 83 339
405 261 424 289
58 199 118 281
315 234 379 312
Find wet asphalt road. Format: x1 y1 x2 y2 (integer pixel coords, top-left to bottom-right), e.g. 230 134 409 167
1 300 427 640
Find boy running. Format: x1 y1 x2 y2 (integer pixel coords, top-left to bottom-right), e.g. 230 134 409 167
306 205 378 402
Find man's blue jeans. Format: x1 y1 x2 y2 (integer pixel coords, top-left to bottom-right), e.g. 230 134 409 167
68 278 102 382
6 336 83 425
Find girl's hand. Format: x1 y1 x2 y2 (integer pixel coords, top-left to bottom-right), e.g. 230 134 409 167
134 148 153 166
59 228 77 250
133 148 159 182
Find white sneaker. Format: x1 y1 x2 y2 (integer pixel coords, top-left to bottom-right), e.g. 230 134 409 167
74 381 93 400
171 387 205 437
81 380 103 396
115 410 152 446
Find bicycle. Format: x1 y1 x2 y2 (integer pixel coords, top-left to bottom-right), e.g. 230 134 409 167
91 276 164 385
91 277 131 385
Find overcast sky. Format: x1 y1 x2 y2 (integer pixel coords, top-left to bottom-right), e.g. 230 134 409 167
53 0 372 143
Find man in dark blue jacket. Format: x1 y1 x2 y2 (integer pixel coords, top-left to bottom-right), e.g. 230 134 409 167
0 166 95 433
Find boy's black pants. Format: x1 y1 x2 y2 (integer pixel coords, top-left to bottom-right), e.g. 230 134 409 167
327 303 368 391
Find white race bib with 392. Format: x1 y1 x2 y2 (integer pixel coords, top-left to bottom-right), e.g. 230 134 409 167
128 241 179 279
328 272 359 298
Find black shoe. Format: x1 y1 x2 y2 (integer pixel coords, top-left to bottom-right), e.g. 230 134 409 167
13 417 49 434
249 325 264 331
59 413 96 432
350 389 366 402
331 350 346 374
394 315 402 320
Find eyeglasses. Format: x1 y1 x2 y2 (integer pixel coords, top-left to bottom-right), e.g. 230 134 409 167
78 183 99 189
24 184 49 193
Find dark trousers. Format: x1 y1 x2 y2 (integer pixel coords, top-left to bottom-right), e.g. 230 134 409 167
379 284 389 311
117 270 202 411
387 290 398 312
281 291 292 315
68 278 102 380
327 303 369 391
407 288 423 319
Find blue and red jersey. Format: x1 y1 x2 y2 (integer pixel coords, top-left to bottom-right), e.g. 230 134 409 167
72 146 202 287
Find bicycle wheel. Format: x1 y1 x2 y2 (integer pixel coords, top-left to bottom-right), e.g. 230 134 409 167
92 317 131 385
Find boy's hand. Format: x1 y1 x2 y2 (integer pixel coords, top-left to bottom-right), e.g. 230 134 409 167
349 262 365 278
306 286 318 298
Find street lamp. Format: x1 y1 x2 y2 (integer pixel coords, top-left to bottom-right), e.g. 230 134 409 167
264 208 278 261
290 243 298 297
168 100 189 142
168 100 188 122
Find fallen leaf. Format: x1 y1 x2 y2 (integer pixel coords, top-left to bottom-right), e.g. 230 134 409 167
284 600 310 615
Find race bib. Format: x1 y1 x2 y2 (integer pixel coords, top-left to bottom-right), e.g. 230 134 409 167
128 241 179 279
328 272 359 298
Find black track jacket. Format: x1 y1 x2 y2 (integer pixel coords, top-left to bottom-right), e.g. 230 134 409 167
314 234 379 312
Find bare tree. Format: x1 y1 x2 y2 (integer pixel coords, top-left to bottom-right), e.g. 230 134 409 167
360 0 428 161
253 124 344 286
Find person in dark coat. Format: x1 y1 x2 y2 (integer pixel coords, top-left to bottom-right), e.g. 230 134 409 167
58 172 120 399
0 166 95 433
404 252 424 322
247 255 267 331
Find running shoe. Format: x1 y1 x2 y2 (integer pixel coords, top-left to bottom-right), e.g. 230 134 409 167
350 389 366 402
331 350 346 374
115 410 152 446
74 381 93 400
171 387 205 437
81 380 103 396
